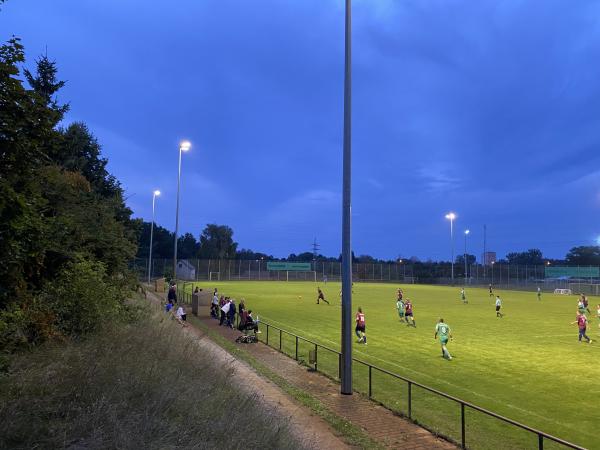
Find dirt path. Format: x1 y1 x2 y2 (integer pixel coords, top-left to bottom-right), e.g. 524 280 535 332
147 289 350 450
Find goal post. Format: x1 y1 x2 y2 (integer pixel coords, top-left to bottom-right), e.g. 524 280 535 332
209 271 220 281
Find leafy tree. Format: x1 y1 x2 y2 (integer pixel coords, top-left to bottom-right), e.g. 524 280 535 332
455 254 476 266
178 233 200 259
505 249 543 265
237 249 273 260
198 224 238 259
565 246 600 266
136 221 174 259
24 54 69 117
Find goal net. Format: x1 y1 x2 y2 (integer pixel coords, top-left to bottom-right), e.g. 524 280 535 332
553 288 572 295
209 271 220 281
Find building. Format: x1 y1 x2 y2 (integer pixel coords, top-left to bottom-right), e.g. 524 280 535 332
482 252 496 266
176 259 196 280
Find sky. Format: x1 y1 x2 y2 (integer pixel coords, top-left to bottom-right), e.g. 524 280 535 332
3 0 600 261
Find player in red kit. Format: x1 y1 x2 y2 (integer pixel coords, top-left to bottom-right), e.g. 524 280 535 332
405 299 416 327
571 311 592 344
355 307 366 344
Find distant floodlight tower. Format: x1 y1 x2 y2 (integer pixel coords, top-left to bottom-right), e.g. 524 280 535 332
148 190 160 284
464 229 470 284
173 140 191 284
445 212 457 283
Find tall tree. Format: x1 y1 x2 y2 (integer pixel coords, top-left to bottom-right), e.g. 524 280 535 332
505 249 543 265
198 224 238 259
565 246 600 266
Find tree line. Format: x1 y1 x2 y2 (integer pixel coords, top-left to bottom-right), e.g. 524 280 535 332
1 38 139 354
138 221 600 267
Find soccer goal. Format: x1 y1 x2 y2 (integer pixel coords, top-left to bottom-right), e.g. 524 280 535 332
209 271 220 281
553 288 572 295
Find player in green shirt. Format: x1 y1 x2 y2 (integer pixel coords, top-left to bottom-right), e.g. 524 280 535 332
537 287 541 301
460 288 467 304
396 298 405 321
434 318 453 360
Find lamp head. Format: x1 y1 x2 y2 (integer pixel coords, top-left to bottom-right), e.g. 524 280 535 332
180 140 191 152
153 190 161 196
445 212 456 220
465 229 470 235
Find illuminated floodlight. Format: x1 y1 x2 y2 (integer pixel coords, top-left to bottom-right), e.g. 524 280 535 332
180 140 192 152
445 212 456 220
153 190 161 196
465 229 470 235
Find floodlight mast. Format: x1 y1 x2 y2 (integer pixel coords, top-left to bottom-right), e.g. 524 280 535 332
148 190 161 284
464 229 470 284
445 213 456 283
173 141 191 285
340 0 353 395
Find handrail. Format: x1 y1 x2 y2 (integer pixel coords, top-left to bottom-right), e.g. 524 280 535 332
259 319 585 450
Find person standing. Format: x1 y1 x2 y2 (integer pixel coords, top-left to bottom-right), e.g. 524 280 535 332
434 318 453 360
537 287 541 301
405 299 416 327
489 284 494 298
460 287 467 304
582 294 591 314
355 307 366 344
227 299 236 329
219 296 227 326
396 297 405 322
495 295 503 318
211 292 219 319
571 311 592 344
168 283 178 304
317 287 330 305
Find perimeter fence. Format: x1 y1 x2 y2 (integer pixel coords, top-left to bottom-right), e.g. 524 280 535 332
135 258 600 294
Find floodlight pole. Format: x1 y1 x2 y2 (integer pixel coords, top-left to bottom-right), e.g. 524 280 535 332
341 0 353 396
173 144 188 284
148 191 159 284
464 230 469 284
450 217 454 283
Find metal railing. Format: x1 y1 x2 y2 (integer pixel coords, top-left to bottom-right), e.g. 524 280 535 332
257 320 585 450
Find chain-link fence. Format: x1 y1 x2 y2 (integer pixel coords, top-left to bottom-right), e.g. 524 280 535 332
132 258 600 294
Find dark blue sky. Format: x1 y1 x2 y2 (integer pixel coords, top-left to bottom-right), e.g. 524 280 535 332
3 0 600 261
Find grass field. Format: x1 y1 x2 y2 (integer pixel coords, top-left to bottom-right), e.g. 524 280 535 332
184 281 599 450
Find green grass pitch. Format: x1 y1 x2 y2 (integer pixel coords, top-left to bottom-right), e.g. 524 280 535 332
184 281 599 449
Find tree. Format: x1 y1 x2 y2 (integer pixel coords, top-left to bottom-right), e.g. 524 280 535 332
177 233 200 259
505 249 543 265
455 254 476 266
565 246 600 266
24 54 69 118
198 224 238 259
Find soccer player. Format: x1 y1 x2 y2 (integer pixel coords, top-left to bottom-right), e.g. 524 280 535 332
405 299 416 327
571 311 592 344
396 297 405 321
355 307 367 344
577 297 586 315
397 288 404 301
460 287 467 304
434 318 453 360
489 284 493 298
582 294 591 314
495 295 503 318
537 287 541 301
317 287 329 305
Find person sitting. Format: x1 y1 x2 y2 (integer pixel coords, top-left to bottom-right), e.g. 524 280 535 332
165 300 174 313
175 304 187 326
242 310 260 334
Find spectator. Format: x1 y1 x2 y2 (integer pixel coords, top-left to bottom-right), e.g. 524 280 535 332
167 283 177 304
220 297 230 326
243 310 261 334
227 299 236 328
175 304 187 327
210 292 219 319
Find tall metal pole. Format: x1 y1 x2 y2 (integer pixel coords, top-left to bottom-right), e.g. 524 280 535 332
341 0 353 396
450 217 454 283
173 147 183 284
464 231 468 284
148 191 159 284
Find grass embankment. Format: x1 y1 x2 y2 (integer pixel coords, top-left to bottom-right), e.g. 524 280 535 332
184 281 598 450
0 301 300 449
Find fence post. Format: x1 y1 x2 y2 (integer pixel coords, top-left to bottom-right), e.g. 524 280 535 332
279 329 282 351
338 353 342 379
295 336 299 360
461 403 465 449
408 382 412 419
266 324 269 346
368 365 372 398
538 434 543 450
314 344 318 371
